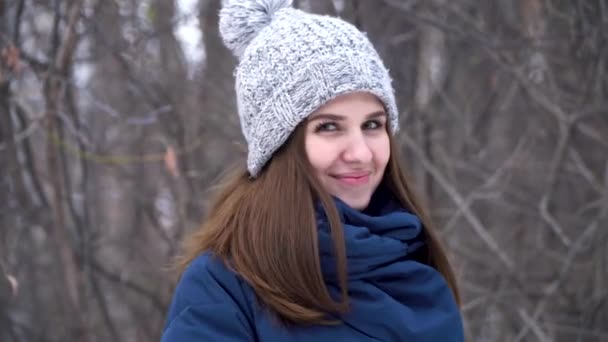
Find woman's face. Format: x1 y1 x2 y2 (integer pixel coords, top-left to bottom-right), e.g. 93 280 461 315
305 92 390 210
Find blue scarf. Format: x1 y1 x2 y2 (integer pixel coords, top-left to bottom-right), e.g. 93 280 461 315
315 189 465 341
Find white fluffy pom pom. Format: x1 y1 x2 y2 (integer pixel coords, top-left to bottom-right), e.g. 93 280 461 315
219 0 293 59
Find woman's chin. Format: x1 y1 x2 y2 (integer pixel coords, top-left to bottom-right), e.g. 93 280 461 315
334 194 371 211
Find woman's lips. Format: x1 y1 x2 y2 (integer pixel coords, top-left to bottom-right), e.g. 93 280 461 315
331 172 371 186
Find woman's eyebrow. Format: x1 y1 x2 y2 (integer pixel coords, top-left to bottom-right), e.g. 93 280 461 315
367 110 387 119
308 113 345 122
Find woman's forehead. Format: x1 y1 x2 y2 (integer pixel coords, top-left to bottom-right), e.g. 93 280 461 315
310 92 385 118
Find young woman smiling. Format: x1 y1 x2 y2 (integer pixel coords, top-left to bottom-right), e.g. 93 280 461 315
161 0 465 341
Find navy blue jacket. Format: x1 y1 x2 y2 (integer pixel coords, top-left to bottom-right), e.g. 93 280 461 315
162 193 464 341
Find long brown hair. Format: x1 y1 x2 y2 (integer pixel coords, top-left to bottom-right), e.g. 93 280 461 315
175 122 460 325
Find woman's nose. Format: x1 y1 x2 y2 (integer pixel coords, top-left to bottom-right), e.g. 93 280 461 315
342 132 373 164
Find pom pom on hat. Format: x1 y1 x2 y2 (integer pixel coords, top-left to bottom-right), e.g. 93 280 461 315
219 0 293 59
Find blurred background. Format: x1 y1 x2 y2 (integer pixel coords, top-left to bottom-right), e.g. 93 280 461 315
1 0 607 341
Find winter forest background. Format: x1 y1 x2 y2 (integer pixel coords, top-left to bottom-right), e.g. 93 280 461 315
0 0 607 341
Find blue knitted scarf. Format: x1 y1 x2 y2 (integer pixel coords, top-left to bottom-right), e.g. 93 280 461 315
315 189 465 341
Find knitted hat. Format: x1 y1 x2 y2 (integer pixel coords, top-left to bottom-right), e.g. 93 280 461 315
219 0 399 177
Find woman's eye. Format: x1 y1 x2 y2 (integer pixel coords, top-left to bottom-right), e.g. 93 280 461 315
363 120 384 130
315 122 338 132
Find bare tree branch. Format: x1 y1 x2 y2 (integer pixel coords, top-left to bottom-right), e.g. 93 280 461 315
514 203 608 341
400 133 516 273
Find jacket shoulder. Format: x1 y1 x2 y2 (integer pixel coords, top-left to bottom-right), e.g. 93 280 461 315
163 252 256 338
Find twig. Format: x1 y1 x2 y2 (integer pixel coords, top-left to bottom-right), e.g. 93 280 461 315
89 261 166 313
12 0 25 46
513 203 608 341
539 195 572 247
540 321 608 341
568 146 605 196
89 272 123 342
485 47 608 149
400 133 516 272
55 108 93 147
12 102 50 208
382 0 501 48
43 0 87 337
517 308 552 342
443 131 530 234
0 114 43 151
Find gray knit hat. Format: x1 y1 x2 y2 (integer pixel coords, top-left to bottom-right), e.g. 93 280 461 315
219 0 400 177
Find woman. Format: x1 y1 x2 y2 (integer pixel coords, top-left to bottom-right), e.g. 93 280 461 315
161 0 464 341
